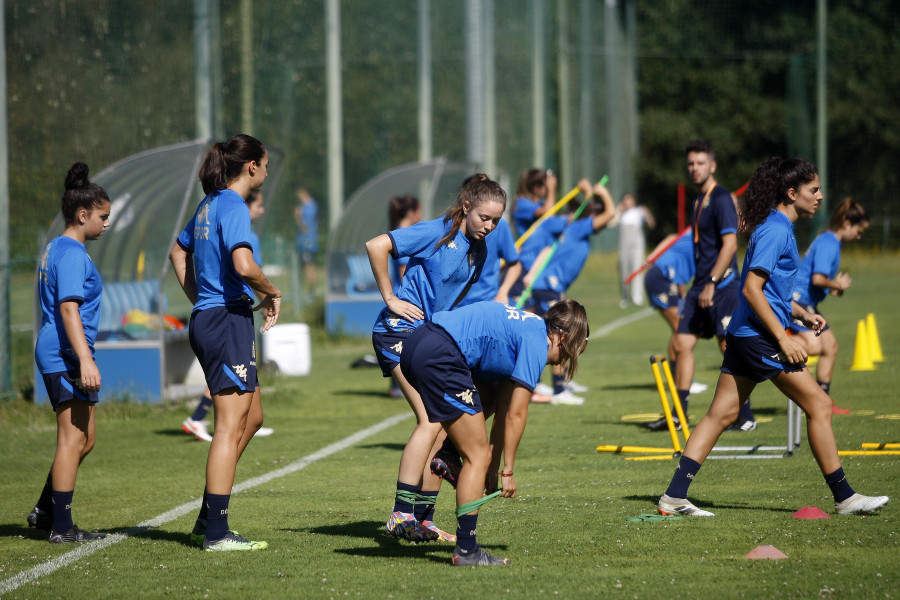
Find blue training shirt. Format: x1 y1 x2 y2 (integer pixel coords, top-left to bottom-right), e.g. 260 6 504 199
654 230 695 286
513 196 544 237
432 301 549 391
532 217 595 293
518 216 567 272
177 189 255 312
691 184 738 286
35 236 103 374
459 219 519 306
792 231 840 308
729 210 799 337
248 229 263 267
296 200 319 252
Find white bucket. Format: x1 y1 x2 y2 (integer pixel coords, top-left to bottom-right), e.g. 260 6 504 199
262 323 311 376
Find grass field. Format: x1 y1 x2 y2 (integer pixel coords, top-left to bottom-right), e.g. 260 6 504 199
1 252 898 599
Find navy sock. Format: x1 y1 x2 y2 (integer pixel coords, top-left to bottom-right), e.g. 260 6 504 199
205 493 230 541
36 471 53 513
456 513 478 552
817 381 831 395
676 390 689 418
665 456 702 499
393 481 419 514
198 487 209 521
51 490 74 533
191 395 213 422
552 373 566 395
738 399 754 422
825 467 855 503
415 490 438 522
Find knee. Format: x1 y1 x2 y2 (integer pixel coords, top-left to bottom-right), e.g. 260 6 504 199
82 435 95 458
459 443 490 470
805 390 833 421
825 337 838 356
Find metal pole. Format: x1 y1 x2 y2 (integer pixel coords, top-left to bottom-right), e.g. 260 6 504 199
556 0 572 187
465 0 484 165
0 0 11 394
816 0 828 223
578 0 594 181
240 0 254 134
531 0 546 166
325 0 344 230
193 0 213 140
417 0 433 163
483 0 497 177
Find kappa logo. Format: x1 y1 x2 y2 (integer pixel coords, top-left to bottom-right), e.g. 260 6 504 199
448 241 457 249
197 201 211 224
233 364 248 381
456 389 475 406
721 315 731 330
657 293 669 304
391 341 403 354
686 472 694 480
770 352 788 362
549 275 560 288
388 318 401 328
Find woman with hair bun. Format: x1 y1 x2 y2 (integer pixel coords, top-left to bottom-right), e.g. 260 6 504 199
28 162 111 543
657 157 888 518
789 197 870 414
169 134 282 551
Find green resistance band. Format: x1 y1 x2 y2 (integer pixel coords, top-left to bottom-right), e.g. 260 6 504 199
456 490 502 518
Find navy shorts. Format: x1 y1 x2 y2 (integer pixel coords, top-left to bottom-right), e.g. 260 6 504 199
788 302 831 334
721 333 805 383
41 369 99 412
371 308 421 377
645 265 681 310
400 322 483 424
677 281 739 339
189 304 258 395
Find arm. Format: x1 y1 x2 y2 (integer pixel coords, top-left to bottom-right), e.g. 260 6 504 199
169 242 197 305
743 270 817 364
523 246 553 288
60 301 101 392
699 232 737 308
365 234 424 321
233 246 282 332
590 184 616 232
496 383 532 498
642 206 656 230
811 272 851 296
495 262 522 303
533 172 558 219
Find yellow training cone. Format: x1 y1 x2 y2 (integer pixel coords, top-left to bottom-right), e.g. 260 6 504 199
866 313 884 362
850 319 875 371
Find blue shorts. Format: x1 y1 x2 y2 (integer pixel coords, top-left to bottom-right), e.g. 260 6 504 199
41 368 99 412
371 307 423 377
644 265 681 310
788 302 831 334
189 304 258 395
400 322 483 423
677 281 739 339
721 333 805 383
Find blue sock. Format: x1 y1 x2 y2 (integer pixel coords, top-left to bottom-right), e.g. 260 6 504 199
51 490 74 533
552 373 566 395
393 481 419 514
36 471 53 513
738 399 754 421
205 493 230 541
191 395 213 422
665 456 702 499
456 513 478 552
817 381 831 395
415 490 438 522
198 487 209 521
825 467 855 503
676 390 689 417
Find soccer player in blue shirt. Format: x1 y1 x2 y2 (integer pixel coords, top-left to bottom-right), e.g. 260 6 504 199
512 167 557 237
789 197 869 414
400 299 589 565
658 157 888 517
366 174 506 543
643 229 695 370
294 187 319 292
169 134 282 551
28 163 111 543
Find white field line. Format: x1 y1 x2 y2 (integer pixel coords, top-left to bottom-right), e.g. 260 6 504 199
0 412 413 596
593 307 653 338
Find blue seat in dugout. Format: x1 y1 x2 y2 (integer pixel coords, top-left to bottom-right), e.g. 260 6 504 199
345 254 378 296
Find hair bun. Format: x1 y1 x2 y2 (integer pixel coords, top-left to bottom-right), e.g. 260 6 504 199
64 162 91 191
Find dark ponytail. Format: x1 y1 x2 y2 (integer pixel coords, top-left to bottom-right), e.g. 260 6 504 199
828 197 868 231
199 134 267 195
389 195 420 230
544 299 589 381
739 157 817 234
61 162 109 225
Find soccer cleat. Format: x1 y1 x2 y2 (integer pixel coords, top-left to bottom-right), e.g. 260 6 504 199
254 427 274 437
421 520 457 542
203 531 268 551
385 511 438 542
689 381 708 394
530 392 552 403
550 389 585 406
566 379 589 393
658 494 715 517
49 525 107 543
835 493 889 515
451 545 510 566
182 418 213 442
644 416 680 431
727 419 758 432
27 506 52 532
431 449 463 489
832 403 851 415
533 382 554 396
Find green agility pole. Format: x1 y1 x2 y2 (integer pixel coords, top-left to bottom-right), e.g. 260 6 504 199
515 175 608 309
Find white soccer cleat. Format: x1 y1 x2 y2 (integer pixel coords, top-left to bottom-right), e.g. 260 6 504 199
566 379 589 393
182 418 213 442
550 389 585 406
658 494 715 517
533 382 554 396
835 493 889 515
689 381 708 394
254 427 274 437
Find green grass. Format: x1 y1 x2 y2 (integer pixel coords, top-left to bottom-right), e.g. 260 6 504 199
1 252 898 599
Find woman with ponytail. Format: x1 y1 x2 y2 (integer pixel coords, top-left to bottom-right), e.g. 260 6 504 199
789 197 870 414
29 163 111 543
657 158 887 518
169 134 281 551
366 173 506 543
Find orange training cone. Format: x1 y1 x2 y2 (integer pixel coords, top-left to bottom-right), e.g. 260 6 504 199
866 313 884 363
850 319 875 371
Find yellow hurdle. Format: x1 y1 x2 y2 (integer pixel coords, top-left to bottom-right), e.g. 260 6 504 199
660 357 690 439
861 443 900 450
596 444 678 454
838 450 900 456
650 357 682 453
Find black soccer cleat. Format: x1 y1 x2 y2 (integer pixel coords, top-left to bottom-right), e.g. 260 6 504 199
49 525 107 543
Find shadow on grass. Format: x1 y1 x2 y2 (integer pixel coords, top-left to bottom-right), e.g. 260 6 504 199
357 442 406 451
0 523 197 548
0 522 51 541
332 389 405 400
601 383 659 392
623 494 796 513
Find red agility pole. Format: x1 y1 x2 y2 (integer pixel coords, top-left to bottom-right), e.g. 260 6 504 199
624 226 690 285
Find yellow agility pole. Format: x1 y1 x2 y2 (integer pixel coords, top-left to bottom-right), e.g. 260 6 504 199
596 444 678 454
660 357 690 439
838 450 900 456
514 186 581 250
650 356 682 453
861 443 900 449
626 455 676 461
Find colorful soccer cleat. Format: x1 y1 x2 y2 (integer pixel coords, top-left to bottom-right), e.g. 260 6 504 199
182 418 213 442
430 449 463 489
385 511 438 542
421 520 457 543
